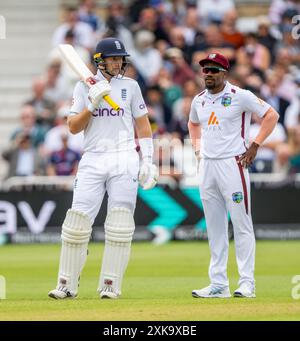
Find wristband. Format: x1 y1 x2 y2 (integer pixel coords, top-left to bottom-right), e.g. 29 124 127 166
139 138 153 163
87 102 96 113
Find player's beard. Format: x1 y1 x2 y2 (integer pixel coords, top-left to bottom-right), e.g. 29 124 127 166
205 78 216 90
100 63 122 78
111 66 122 76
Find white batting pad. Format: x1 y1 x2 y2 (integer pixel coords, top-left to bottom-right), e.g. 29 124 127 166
57 209 92 295
98 207 135 296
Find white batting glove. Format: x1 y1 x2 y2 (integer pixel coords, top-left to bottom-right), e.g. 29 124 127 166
88 80 111 110
138 161 158 190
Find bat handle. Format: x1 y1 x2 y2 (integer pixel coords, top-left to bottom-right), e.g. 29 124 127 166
103 95 120 111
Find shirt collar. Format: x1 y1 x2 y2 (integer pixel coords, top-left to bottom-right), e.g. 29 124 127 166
205 81 231 100
95 70 107 81
95 69 121 82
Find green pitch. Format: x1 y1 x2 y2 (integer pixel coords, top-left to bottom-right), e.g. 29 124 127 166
0 241 299 321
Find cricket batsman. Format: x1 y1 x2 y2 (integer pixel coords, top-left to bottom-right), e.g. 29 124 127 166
188 52 279 298
49 38 158 299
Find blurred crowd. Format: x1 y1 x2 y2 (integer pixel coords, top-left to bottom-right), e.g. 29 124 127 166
2 0 300 181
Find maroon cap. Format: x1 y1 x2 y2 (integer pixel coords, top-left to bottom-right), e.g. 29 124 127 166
199 52 230 70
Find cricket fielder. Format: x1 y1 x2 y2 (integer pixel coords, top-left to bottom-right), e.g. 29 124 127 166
188 53 279 298
49 38 158 299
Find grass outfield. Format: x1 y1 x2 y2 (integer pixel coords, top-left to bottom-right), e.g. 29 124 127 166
0 241 299 321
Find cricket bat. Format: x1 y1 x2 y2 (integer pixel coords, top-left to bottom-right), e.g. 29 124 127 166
58 44 120 111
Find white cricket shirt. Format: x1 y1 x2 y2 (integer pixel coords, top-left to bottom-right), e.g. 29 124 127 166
189 81 271 159
70 70 148 153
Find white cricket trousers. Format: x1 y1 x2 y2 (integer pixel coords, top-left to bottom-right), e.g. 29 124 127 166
198 156 255 288
72 150 139 223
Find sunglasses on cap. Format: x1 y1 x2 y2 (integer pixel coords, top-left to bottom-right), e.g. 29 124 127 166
202 66 227 74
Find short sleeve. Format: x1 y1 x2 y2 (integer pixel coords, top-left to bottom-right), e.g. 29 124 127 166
131 81 148 118
239 89 271 118
70 81 87 115
189 96 200 123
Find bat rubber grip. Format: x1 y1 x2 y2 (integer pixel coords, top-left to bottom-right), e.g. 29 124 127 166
103 95 120 111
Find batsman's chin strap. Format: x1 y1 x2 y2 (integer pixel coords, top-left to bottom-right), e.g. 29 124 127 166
99 65 115 78
98 59 128 79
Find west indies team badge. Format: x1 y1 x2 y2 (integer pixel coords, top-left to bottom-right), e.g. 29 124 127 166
221 94 232 107
232 192 243 203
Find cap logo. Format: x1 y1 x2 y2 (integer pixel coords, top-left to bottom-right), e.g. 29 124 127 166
115 40 122 49
209 53 216 59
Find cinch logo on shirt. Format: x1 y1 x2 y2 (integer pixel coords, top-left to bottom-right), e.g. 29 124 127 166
208 112 219 126
93 108 125 117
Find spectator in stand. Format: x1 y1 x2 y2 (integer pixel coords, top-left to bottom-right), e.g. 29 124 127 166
276 124 300 174
181 7 205 47
220 9 245 49
228 63 264 90
129 30 162 85
168 26 194 63
276 22 300 67
260 72 291 126
268 0 300 25
104 1 135 51
271 59 298 102
2 132 45 178
155 67 183 111
161 0 188 26
46 130 81 176
44 61 69 105
49 29 91 99
11 104 46 148
172 79 201 132
78 0 103 33
164 47 195 87
236 32 271 72
107 0 131 27
145 85 172 131
146 106 165 137
158 12 177 45
280 7 300 31
285 75 300 132
288 125 300 173
197 0 235 25
171 96 193 141
126 0 149 26
43 104 84 156
194 24 235 62
131 7 169 42
26 78 56 131
256 16 278 63
171 79 202 140
274 47 293 72
52 6 94 50
155 38 171 61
